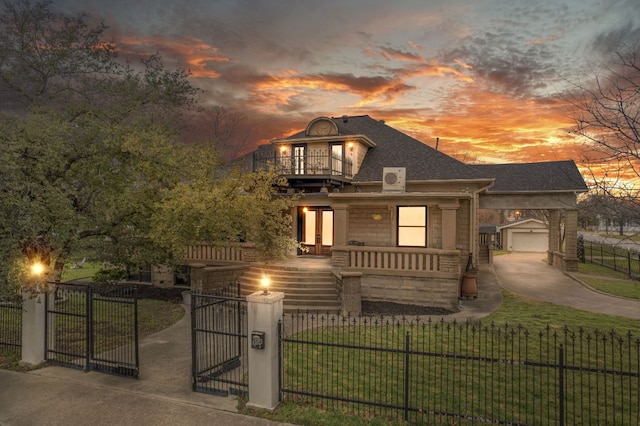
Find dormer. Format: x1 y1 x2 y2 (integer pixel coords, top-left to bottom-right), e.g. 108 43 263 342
253 116 375 192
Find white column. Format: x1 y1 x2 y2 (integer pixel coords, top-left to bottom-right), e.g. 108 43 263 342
246 290 284 411
20 291 50 366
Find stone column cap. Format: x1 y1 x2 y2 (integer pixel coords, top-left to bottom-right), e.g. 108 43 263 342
247 291 285 304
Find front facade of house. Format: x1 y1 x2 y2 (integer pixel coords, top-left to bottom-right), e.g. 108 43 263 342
178 115 587 311
251 115 508 310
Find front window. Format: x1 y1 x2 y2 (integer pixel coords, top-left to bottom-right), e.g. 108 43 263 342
398 206 427 247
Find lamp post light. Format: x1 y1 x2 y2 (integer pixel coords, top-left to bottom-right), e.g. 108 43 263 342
30 262 45 277
261 275 271 295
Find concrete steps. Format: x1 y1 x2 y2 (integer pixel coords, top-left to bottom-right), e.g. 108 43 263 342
239 261 340 312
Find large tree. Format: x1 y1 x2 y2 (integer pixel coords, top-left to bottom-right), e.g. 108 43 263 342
0 0 294 294
568 37 640 228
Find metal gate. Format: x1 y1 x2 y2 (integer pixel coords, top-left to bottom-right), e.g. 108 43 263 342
45 283 139 378
191 283 248 397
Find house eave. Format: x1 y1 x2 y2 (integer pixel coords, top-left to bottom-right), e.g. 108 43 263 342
353 178 495 187
486 189 589 195
328 191 474 200
272 134 377 147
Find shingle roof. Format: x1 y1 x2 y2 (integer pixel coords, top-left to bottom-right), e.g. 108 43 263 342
472 161 588 193
286 115 486 181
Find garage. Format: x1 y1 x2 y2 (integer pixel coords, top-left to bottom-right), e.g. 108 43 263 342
498 219 549 253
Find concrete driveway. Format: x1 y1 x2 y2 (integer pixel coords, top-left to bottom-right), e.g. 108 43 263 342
493 252 640 319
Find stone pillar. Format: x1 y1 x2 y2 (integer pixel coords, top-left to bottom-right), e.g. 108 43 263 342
21 291 50 366
547 210 561 265
246 291 284 411
439 202 459 250
333 203 348 247
188 263 206 293
564 209 579 272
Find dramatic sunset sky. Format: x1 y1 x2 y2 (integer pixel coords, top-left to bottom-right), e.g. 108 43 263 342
54 0 640 166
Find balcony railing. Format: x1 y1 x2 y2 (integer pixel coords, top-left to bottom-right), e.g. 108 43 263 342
253 152 353 178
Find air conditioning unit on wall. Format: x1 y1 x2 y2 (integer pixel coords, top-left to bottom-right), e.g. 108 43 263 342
382 167 406 192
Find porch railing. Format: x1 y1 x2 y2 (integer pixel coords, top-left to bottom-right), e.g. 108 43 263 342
184 244 248 263
253 152 353 178
334 246 461 275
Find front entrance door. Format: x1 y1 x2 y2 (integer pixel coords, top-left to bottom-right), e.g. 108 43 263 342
300 207 333 256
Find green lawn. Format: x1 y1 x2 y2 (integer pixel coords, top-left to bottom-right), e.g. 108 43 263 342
576 262 640 300
59 262 103 282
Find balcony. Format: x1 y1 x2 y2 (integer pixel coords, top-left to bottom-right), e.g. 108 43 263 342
253 152 353 188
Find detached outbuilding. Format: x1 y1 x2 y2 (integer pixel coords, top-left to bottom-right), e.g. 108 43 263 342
498 219 549 252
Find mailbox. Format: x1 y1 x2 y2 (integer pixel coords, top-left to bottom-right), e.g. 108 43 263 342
251 331 266 350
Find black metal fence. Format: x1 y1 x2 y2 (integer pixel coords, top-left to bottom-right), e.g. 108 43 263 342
191 282 248 398
279 313 640 425
579 238 640 278
45 283 139 378
0 294 22 355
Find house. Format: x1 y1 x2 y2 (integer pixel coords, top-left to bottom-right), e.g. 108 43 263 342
182 115 588 312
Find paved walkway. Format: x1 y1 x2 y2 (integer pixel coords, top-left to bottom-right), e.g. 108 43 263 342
493 252 640 319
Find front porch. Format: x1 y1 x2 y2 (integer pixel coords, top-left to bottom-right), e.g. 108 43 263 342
180 243 464 313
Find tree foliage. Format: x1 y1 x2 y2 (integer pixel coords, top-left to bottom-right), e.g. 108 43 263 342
569 37 640 217
0 0 295 294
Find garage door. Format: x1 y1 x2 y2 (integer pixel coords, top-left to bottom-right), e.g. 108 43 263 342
511 232 548 252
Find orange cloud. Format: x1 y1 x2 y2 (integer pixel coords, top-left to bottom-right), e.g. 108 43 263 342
117 35 230 77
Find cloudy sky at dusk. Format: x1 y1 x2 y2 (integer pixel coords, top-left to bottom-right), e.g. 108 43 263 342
54 0 640 165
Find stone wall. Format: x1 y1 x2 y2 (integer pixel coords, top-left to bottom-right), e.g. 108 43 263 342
348 206 392 246
188 262 250 293
361 274 460 311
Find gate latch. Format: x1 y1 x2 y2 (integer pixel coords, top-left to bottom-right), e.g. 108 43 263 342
251 331 266 350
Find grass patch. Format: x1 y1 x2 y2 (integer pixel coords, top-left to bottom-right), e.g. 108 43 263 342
576 262 640 300
60 262 103 283
485 289 640 332
242 401 404 426
580 278 640 300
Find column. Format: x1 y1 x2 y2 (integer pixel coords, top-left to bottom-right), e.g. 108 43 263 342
188 263 206 293
564 209 579 272
547 210 561 265
439 202 459 250
21 291 50 366
331 203 349 267
246 290 284 411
